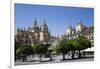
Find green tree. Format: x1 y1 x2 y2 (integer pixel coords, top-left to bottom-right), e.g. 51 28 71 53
33 43 48 62
74 35 91 58
15 40 24 61
16 45 34 61
67 39 76 59
55 38 69 60
48 49 53 61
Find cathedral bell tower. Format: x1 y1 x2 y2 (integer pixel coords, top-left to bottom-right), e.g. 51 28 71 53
39 20 50 43
31 18 40 43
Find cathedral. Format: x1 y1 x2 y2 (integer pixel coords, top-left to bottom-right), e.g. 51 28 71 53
65 20 94 47
15 19 94 47
15 19 51 46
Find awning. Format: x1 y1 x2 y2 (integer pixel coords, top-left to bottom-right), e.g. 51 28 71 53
83 47 94 51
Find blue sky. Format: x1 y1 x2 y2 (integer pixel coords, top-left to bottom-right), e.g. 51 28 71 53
15 3 94 36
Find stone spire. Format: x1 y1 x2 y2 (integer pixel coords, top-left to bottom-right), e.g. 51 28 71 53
68 24 72 29
17 28 20 31
78 19 83 25
66 23 73 35
41 20 48 32
33 18 38 27
76 19 86 32
31 18 40 33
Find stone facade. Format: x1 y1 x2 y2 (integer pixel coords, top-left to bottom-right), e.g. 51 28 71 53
65 20 94 47
15 19 50 45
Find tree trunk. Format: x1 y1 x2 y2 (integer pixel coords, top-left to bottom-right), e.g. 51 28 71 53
40 57 41 62
62 53 65 60
71 51 75 59
78 50 81 59
49 55 52 61
39 55 42 62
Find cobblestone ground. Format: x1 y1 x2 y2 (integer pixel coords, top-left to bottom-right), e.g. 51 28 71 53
15 54 94 65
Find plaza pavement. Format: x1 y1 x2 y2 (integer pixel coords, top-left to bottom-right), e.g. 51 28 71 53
15 54 94 65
